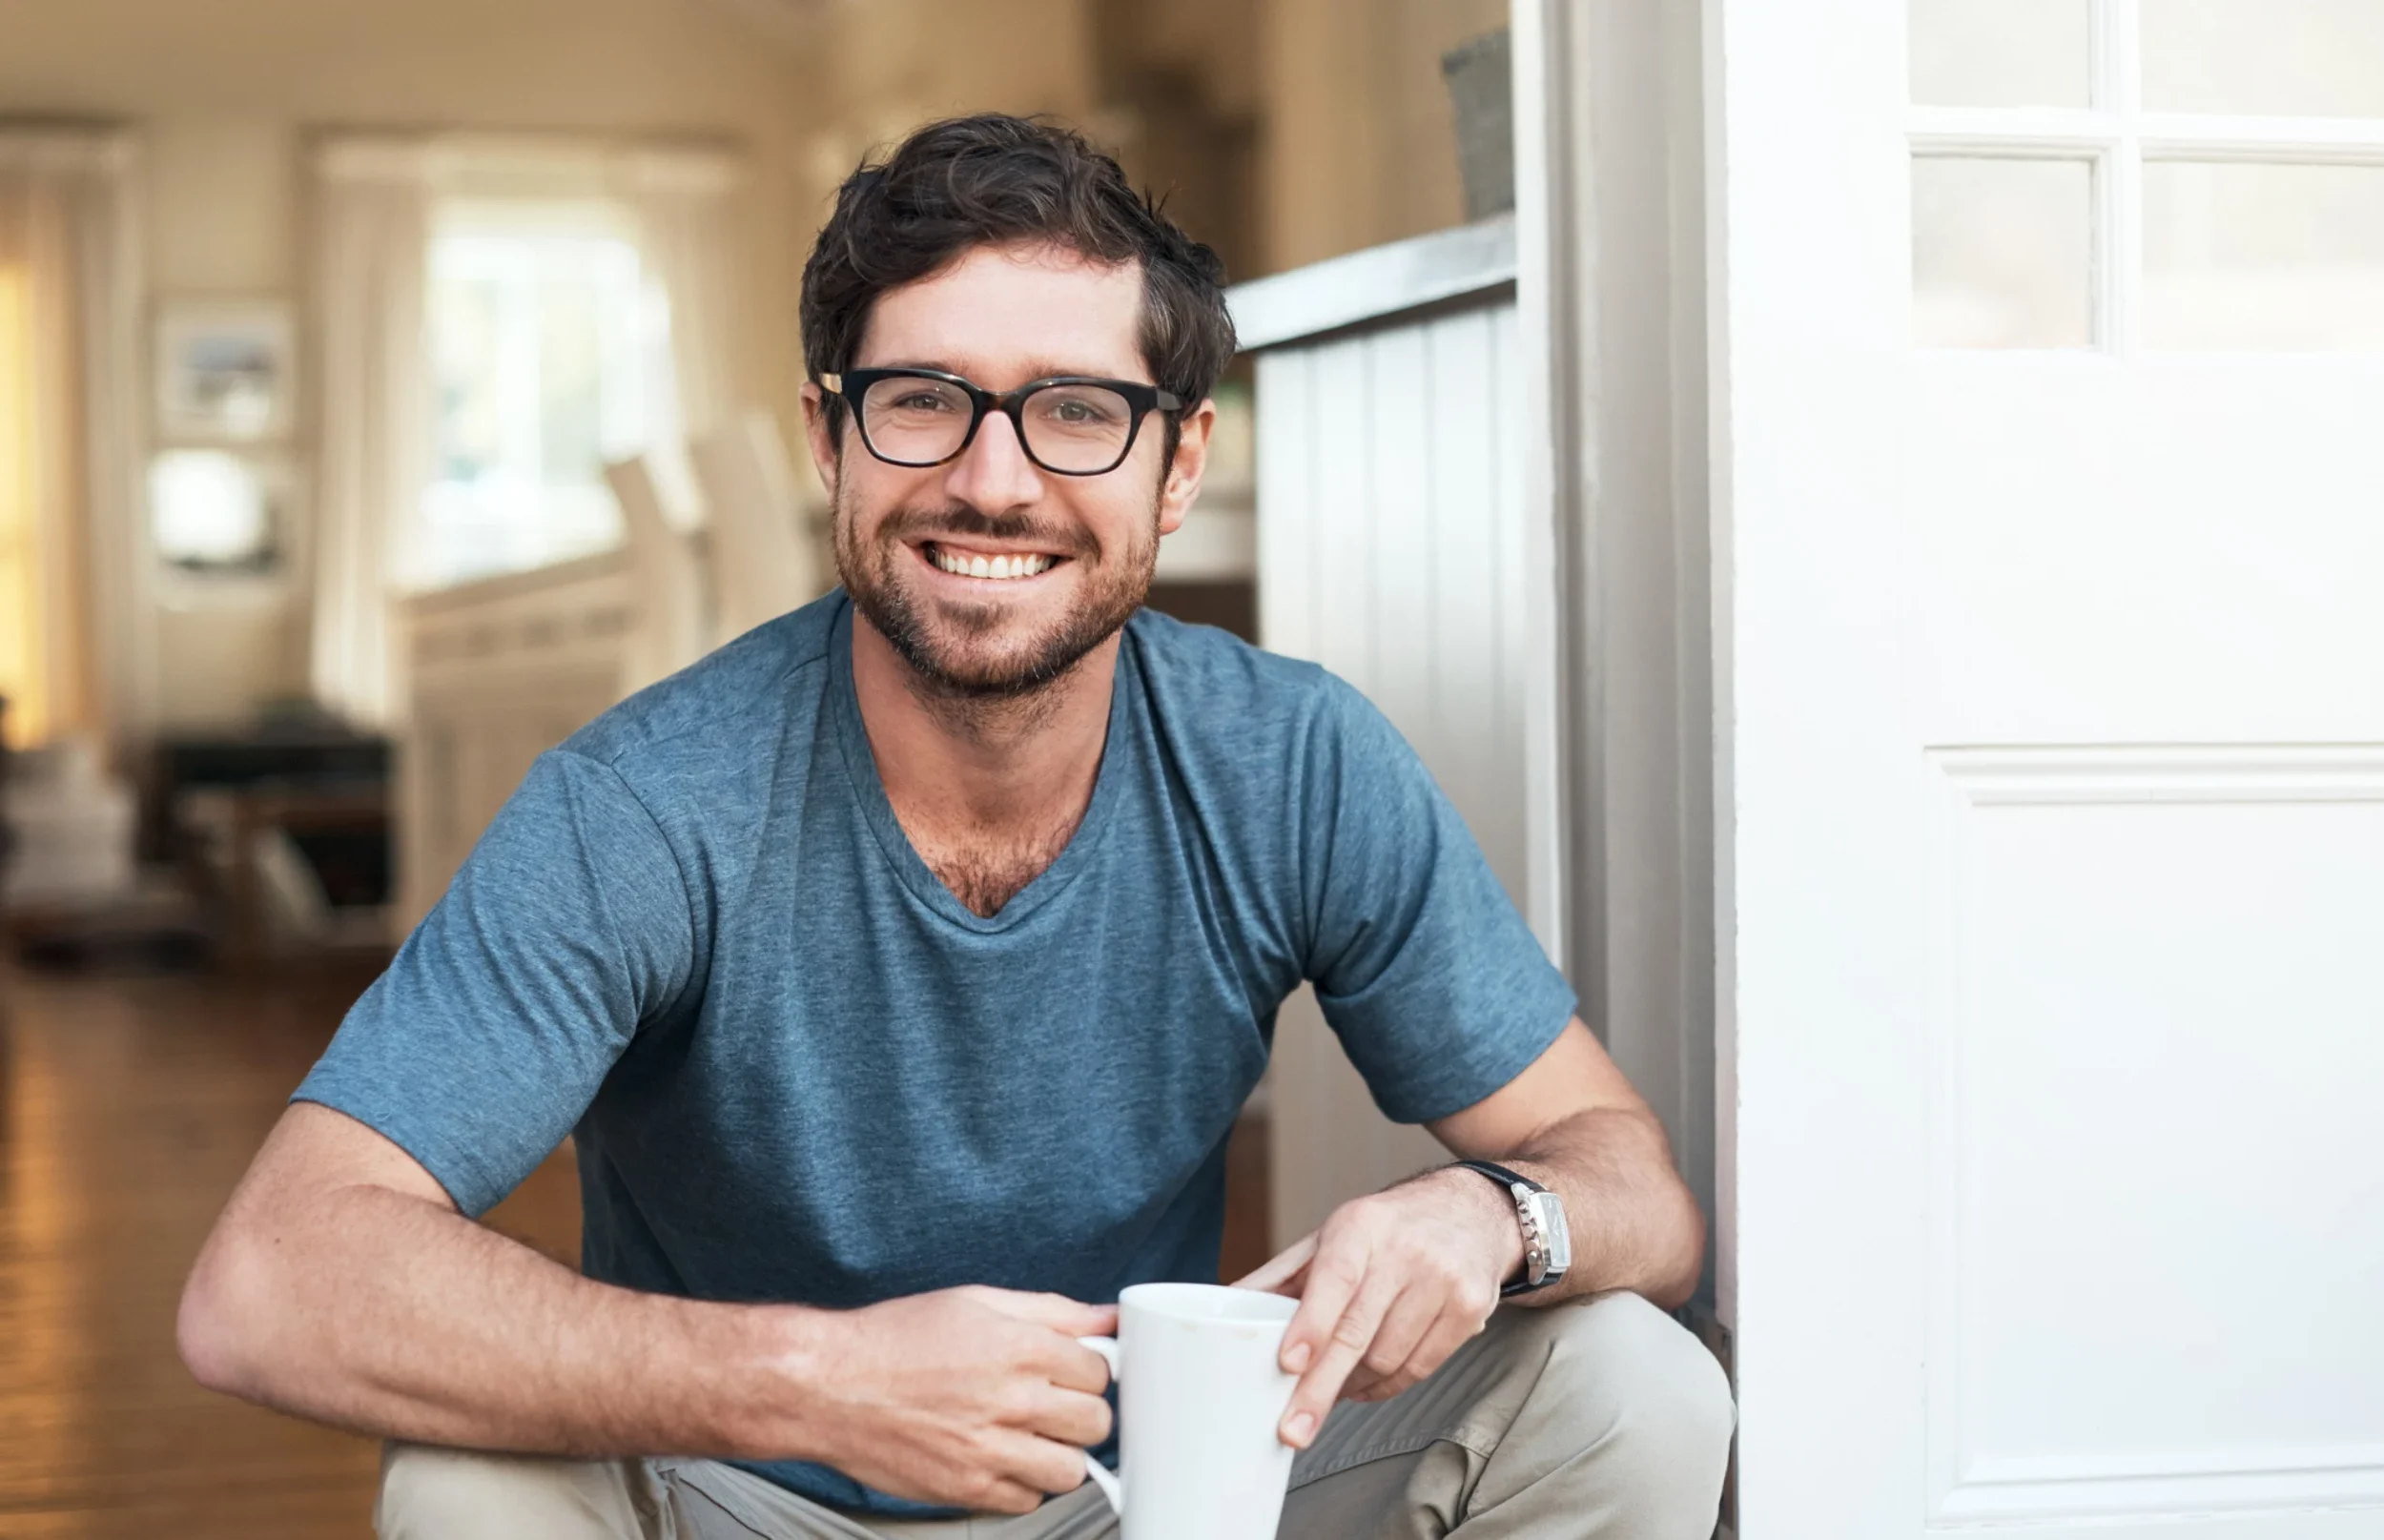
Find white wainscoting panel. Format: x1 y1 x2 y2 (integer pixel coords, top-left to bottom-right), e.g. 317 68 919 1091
1922 746 2384 1531
397 551 639 933
1256 298 1536 1245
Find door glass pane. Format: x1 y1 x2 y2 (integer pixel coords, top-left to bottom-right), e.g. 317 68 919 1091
1911 0 2092 108
2143 0 2384 118
2143 160 2384 350
1913 156 2096 348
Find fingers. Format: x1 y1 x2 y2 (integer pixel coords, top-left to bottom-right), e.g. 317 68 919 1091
1277 1269 1395 1449
970 1429 1091 1514
1004 1430 1097 1502
1349 1289 1490 1402
1340 1283 1437 1401
967 1286 1119 1339
1232 1232 1319 1294
1028 1333 1116 1396
1275 1237 1362 1383
1016 1383 1114 1449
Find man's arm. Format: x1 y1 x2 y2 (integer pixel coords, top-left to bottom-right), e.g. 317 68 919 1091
178 1102 1116 1515
1428 1016 1705 1307
1236 1017 1703 1446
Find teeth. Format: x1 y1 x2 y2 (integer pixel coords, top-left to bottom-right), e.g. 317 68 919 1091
933 546 1052 581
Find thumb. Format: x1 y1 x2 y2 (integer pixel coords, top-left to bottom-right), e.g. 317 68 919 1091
1232 1232 1319 1295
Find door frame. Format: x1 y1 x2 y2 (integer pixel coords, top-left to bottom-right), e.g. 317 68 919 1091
1509 0 1722 1333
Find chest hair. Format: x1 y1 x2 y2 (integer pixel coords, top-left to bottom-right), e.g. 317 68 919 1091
913 816 1082 918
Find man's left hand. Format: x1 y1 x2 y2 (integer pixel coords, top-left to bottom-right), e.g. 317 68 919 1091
1232 1167 1524 1448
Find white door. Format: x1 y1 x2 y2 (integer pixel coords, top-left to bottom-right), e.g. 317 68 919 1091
1715 2 2384 1536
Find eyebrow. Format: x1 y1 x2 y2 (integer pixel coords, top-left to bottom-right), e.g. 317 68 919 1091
867 358 1154 386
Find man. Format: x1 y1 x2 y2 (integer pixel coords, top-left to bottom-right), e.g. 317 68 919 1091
178 115 1733 1539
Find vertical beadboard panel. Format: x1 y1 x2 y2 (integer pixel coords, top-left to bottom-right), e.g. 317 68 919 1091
1366 325 1437 742
1309 339 1378 687
1255 348 1316 663
1430 306 1530 915
1258 295 1539 1245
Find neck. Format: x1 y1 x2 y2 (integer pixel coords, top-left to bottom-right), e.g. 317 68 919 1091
848 610 1120 836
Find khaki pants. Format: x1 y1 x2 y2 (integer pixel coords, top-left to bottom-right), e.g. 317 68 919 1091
377 1291 1734 1540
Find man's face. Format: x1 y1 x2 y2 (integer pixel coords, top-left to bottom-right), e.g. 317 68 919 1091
804 241 1211 698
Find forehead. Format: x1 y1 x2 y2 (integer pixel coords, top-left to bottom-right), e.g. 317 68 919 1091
854 242 1147 383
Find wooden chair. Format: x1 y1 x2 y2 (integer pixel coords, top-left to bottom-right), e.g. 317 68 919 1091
688 409 823 647
605 455 709 691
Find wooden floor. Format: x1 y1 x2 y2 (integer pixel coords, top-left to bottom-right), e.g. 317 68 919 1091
0 959 1270 1537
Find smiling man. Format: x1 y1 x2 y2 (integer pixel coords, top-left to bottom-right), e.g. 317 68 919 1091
177 116 1733 1539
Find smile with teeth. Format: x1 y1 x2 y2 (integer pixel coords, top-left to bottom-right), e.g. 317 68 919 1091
927 544 1058 581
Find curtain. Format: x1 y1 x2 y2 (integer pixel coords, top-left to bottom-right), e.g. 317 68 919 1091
623 149 746 529
308 139 430 728
0 131 140 752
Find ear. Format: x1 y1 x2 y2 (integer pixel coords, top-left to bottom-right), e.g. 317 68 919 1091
1156 397 1217 539
800 380 840 502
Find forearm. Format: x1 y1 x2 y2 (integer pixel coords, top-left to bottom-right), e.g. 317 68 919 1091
179 1179 830 1460
1463 1106 1704 1309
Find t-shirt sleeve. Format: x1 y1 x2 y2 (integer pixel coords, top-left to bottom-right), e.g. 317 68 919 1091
1299 677 1577 1124
293 748 695 1216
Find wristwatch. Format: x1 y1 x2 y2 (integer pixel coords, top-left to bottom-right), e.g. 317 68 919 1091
1453 1160 1572 1296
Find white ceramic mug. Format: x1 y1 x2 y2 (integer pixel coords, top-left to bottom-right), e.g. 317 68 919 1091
1075 1282 1302 1539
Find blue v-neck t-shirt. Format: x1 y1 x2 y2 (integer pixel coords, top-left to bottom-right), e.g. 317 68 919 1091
295 590 1575 1516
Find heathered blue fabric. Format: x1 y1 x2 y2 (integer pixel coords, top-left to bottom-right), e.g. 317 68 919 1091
294 589 1575 1517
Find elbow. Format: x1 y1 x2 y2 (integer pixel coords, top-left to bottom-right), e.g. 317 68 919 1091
1642 1185 1708 1313
176 1224 279 1399
1643 1253 1702 1314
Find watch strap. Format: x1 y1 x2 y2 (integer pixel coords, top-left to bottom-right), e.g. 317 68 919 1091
1451 1160 1561 1296
1453 1159 1543 1195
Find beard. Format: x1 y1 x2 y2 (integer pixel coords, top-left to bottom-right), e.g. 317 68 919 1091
833 483 1161 700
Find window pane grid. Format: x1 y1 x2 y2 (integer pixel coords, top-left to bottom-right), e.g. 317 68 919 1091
417 213 671 590
1911 0 2384 353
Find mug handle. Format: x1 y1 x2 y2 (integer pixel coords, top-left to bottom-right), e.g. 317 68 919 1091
1077 1335 1123 1515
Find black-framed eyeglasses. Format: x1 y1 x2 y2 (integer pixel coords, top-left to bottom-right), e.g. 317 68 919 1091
822 367 1185 477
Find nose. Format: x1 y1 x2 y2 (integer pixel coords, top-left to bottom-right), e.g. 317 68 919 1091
942 406 1044 515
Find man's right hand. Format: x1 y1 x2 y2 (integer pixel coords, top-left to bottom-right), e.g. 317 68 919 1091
786 1285 1118 1515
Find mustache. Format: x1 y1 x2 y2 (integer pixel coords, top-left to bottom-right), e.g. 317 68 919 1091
878 504 1099 560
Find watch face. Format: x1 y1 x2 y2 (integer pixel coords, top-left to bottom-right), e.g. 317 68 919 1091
1527 1191 1572 1272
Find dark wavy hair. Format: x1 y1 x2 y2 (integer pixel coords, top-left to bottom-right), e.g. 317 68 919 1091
800 113 1236 459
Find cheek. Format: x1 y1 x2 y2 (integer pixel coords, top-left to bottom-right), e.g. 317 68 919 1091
838 462 928 535
1079 488 1162 554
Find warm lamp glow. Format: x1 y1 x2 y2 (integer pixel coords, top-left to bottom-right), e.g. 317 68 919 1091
0 262 45 748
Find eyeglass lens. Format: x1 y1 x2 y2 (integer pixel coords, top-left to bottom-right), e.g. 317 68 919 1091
858 376 1139 473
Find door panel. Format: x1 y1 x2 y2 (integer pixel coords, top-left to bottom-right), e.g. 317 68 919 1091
1715 0 2384 1533
1910 362 2384 744
1923 749 2384 1526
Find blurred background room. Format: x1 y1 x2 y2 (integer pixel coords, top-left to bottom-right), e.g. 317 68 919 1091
0 1 1515 1532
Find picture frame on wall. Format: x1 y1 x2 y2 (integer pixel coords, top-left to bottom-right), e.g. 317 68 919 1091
154 298 297 443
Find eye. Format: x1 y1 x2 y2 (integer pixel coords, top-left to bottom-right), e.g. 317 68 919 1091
892 390 956 413
1038 391 1125 426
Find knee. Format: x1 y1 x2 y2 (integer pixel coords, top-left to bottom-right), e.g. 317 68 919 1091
376 1442 637 1540
1521 1291 1737 1489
